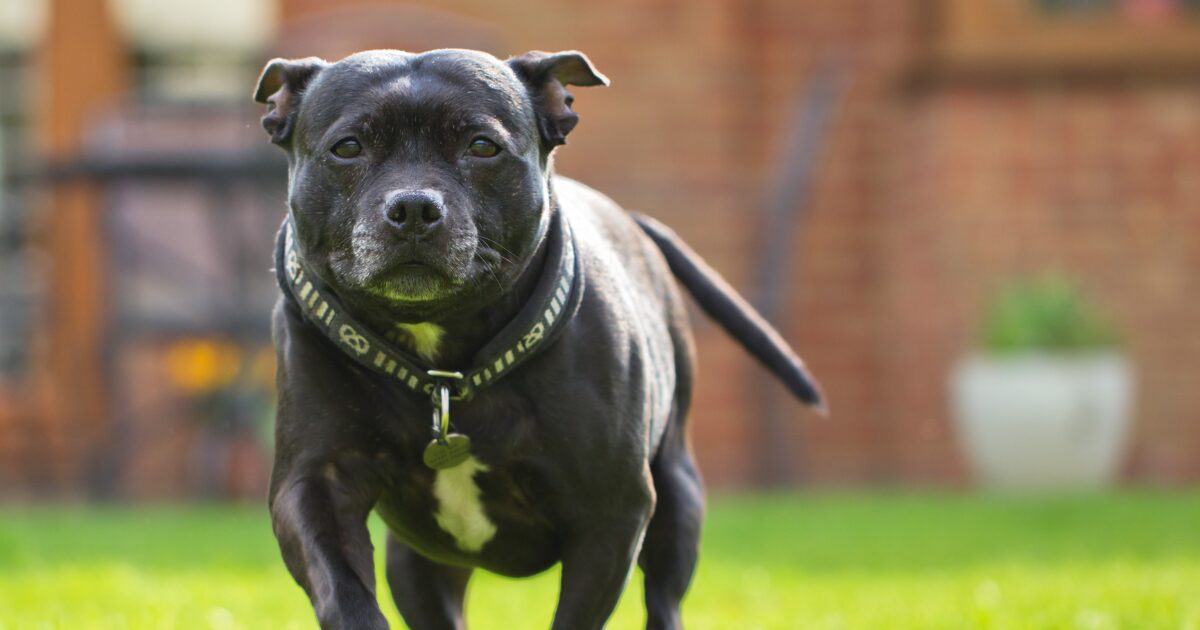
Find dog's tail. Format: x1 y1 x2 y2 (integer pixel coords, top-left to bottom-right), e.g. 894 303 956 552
633 213 827 415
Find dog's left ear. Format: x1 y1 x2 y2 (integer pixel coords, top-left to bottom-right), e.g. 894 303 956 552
253 57 327 146
507 51 609 147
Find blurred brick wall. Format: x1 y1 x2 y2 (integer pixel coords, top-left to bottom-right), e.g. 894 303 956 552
884 83 1200 484
272 0 1200 488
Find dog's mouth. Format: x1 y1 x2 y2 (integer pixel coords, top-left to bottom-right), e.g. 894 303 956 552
389 258 438 276
362 261 462 303
323 229 521 310
364 247 519 305
323 243 457 303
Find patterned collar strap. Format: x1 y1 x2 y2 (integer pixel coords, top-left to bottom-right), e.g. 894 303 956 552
274 210 584 402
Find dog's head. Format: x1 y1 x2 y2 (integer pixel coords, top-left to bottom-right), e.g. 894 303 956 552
254 49 607 320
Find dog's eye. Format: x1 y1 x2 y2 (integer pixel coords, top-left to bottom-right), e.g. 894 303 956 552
331 138 362 159
466 137 501 158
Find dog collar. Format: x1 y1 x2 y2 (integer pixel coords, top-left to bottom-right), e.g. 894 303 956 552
274 209 585 403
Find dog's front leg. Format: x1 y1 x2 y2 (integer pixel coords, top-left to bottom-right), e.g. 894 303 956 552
550 500 655 630
270 464 386 630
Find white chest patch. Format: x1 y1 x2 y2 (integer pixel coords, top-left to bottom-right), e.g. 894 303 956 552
394 322 445 362
432 456 497 552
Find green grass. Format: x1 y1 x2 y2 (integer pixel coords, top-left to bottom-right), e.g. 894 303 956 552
1 492 1199 629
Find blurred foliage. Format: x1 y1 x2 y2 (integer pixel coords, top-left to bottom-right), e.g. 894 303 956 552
165 339 244 394
981 275 1119 353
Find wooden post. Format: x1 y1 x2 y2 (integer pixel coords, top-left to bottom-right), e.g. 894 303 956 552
34 0 127 490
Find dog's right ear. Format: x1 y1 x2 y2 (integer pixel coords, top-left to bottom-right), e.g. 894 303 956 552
253 57 327 146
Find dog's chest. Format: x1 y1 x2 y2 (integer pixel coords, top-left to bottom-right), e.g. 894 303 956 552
377 449 557 574
427 455 496 552
375 398 556 561
383 327 501 551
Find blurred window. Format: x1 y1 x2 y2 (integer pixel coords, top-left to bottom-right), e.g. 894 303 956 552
110 0 272 105
0 48 39 376
0 0 48 51
132 49 261 105
1038 0 1200 17
109 0 273 53
927 0 1200 73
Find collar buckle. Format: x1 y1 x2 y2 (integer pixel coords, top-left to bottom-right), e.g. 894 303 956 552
428 370 465 443
427 369 468 401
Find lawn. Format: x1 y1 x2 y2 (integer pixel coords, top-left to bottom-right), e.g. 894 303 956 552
1 492 1198 629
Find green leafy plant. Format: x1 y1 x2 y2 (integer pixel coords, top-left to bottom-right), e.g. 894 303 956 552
981 276 1119 353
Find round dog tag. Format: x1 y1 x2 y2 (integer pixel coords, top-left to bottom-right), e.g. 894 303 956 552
423 434 472 470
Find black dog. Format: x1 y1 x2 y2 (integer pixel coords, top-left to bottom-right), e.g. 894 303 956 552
255 48 823 630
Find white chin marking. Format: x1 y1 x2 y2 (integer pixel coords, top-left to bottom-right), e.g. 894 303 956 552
395 322 445 362
432 456 497 552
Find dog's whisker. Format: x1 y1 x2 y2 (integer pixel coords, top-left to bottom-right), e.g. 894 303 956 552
478 245 517 268
479 235 520 263
475 253 505 291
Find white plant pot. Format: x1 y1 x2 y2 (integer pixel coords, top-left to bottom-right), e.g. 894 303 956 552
951 352 1134 491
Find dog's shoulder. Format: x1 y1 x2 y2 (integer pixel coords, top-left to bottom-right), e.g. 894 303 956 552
552 175 684 351
553 175 661 268
552 175 627 229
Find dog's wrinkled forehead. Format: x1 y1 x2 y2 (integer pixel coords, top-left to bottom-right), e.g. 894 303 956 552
298 50 534 147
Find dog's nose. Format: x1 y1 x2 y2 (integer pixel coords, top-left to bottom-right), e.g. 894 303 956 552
383 190 445 234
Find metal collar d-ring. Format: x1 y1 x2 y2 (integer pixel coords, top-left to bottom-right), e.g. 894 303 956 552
428 370 463 443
